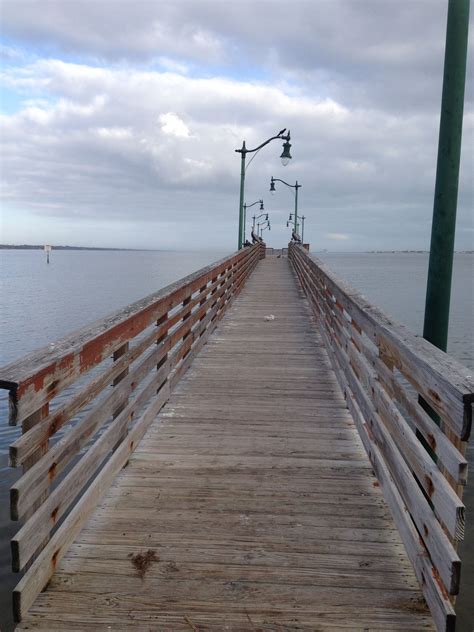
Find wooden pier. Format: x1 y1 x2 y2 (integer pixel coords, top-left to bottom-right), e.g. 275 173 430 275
1 245 472 631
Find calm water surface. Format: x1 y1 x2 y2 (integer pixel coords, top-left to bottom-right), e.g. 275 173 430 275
0 250 473 629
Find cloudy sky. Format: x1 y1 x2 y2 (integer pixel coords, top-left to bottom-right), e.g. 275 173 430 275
0 0 472 251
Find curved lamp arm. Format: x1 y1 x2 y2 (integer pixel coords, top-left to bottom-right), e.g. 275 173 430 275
270 176 302 190
244 199 264 210
236 129 290 156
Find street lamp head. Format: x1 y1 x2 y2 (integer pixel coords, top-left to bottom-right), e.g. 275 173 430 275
260 200 264 210
270 177 276 194
280 137 292 166
265 214 269 221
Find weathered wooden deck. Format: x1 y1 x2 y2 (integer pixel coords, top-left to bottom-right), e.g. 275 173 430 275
17 256 434 630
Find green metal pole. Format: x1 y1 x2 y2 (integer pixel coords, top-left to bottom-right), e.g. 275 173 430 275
243 204 247 245
238 143 246 250
423 0 470 353
294 182 299 235
302 216 305 243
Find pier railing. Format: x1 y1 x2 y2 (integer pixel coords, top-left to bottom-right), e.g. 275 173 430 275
289 243 473 631
0 243 264 620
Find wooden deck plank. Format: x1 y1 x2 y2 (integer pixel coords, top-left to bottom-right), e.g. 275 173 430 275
19 256 434 630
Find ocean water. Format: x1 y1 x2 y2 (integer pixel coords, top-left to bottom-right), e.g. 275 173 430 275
0 249 473 629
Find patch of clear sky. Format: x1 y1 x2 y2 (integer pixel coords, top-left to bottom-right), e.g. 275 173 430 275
0 36 302 115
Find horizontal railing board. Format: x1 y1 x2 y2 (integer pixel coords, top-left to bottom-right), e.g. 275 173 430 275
318 310 458 632
9 313 175 467
13 283 229 567
328 321 460 595
12 381 171 622
292 248 470 477
292 249 465 520
1 249 253 426
289 243 472 631
12 358 171 571
11 249 256 523
356 330 468 487
342 322 464 542
292 249 468 486
372 380 465 541
11 340 171 521
345 388 456 632
319 310 456 631
300 251 473 440
5 244 263 619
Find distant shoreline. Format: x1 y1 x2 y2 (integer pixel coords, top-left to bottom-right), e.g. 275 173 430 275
0 244 154 251
365 250 473 254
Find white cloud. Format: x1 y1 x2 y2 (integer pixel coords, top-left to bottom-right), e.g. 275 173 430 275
0 1 472 251
159 112 190 138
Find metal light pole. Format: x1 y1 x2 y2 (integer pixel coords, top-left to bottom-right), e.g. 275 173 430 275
423 0 470 354
257 219 270 236
260 222 271 238
253 212 268 232
244 200 264 244
236 129 291 249
270 177 302 239
301 215 306 243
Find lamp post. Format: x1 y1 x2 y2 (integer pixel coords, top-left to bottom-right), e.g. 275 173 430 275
259 219 271 238
270 177 301 239
423 0 470 354
260 222 271 238
418 0 470 453
301 215 306 243
286 213 301 243
244 199 264 244
236 129 291 249
253 212 268 232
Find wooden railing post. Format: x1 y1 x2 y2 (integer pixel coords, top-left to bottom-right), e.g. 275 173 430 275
21 404 49 479
19 404 49 516
182 294 192 358
198 282 209 337
112 342 130 449
156 312 169 391
209 271 222 323
156 313 168 365
16 403 50 570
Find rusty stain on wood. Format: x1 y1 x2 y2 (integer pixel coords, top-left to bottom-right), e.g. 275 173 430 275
128 549 159 579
